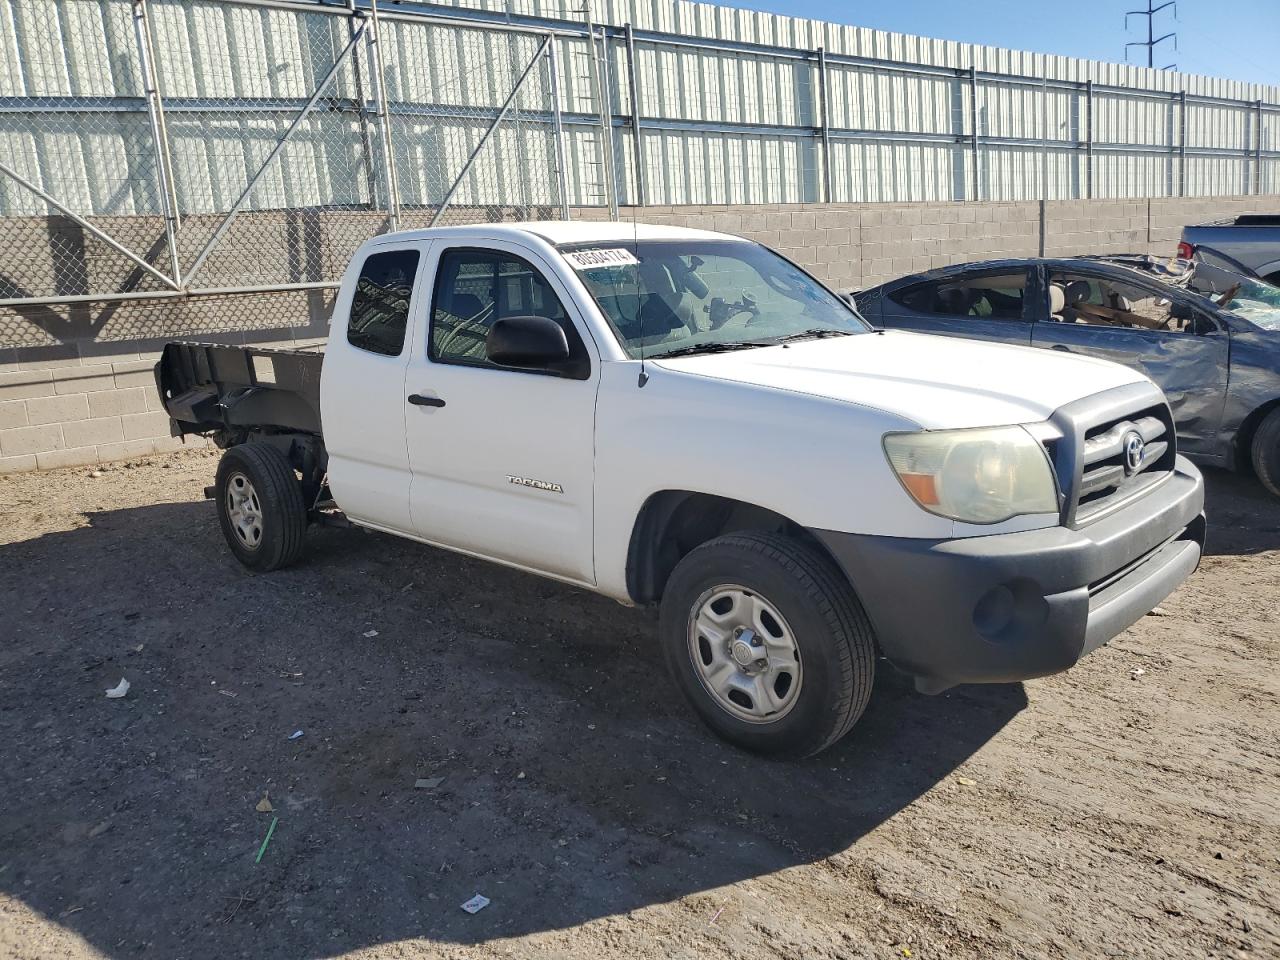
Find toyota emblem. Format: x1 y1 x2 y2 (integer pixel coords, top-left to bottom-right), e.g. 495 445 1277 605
1122 431 1145 475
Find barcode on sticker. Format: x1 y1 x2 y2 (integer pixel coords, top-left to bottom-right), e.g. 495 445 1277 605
563 248 639 270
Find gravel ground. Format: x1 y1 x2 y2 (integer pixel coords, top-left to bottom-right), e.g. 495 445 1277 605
1 449 1277 960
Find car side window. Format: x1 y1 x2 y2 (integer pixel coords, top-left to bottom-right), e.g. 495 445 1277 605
430 248 583 370
346 249 420 357
889 272 1029 320
1047 273 1198 333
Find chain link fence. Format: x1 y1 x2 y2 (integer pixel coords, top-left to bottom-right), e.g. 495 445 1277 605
0 0 1277 312
0 0 586 308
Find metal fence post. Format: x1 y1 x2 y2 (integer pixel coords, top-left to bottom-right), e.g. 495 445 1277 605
346 1 379 213
817 47 833 204
548 35 571 219
968 65 980 201
624 23 646 207
1085 80 1094 200
596 24 619 217
367 0 401 231
1256 99 1265 195
131 0 181 285
1178 90 1187 197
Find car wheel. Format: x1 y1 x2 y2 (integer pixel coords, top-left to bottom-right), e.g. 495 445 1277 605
215 442 308 571
1250 406 1280 498
658 531 876 759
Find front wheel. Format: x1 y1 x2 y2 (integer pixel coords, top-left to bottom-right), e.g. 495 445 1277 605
1251 406 1280 499
658 532 876 759
214 442 308 571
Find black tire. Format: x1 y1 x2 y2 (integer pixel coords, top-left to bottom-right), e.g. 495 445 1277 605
214 442 307 571
658 531 876 759
1251 406 1280 498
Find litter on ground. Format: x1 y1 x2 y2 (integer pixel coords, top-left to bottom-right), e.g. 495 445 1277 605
104 678 130 699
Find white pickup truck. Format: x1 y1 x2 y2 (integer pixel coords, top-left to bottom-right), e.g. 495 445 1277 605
156 222 1205 758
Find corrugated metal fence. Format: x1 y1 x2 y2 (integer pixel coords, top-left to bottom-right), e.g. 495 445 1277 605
0 0 1277 307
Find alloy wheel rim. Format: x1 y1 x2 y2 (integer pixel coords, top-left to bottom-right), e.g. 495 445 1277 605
225 472 264 551
687 584 803 724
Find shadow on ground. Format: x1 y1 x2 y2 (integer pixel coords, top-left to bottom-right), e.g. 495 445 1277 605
0 495 1026 957
1200 466 1280 556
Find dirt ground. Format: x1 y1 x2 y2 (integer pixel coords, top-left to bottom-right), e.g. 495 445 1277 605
0 449 1277 960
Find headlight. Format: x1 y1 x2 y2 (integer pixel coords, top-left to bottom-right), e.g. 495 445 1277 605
883 426 1059 524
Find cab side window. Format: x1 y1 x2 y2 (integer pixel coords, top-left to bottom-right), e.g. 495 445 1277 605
890 272 1029 320
430 248 586 373
346 249 420 357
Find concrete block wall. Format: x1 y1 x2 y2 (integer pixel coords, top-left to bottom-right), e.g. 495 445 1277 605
0 194 1272 474
578 194 1273 290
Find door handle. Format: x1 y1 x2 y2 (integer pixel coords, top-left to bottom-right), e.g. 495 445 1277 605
1051 344 1071 352
407 393 446 408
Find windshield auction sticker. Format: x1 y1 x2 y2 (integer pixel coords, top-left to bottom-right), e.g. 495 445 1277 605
563 248 640 270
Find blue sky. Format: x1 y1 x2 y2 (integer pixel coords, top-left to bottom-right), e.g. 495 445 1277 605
724 0 1280 88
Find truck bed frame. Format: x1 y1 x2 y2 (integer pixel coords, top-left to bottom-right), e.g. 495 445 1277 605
157 341 329 507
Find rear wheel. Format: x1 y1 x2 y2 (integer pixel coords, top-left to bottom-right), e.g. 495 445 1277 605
659 531 876 759
215 442 307 571
1251 406 1280 498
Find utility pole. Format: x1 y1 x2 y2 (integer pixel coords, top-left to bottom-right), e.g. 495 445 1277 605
1125 0 1177 70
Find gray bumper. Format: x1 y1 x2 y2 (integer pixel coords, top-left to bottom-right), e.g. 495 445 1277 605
814 456 1205 693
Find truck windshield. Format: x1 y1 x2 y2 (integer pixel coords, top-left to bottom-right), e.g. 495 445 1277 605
559 240 868 358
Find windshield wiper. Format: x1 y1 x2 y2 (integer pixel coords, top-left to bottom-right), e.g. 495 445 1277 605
768 328 854 344
650 340 775 359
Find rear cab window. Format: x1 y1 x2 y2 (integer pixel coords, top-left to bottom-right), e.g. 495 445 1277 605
347 249 421 357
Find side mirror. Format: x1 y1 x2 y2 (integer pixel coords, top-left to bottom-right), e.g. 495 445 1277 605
486 315 571 370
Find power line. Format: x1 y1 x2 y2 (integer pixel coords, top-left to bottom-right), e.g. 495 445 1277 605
1125 0 1178 70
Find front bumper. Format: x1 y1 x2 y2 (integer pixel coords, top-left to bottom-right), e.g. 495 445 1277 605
814 456 1205 693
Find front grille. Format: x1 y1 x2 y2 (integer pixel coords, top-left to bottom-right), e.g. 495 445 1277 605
1046 383 1177 528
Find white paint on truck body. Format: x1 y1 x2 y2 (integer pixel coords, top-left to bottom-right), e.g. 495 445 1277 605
320 221 1152 602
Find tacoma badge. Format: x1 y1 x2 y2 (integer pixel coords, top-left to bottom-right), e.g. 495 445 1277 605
507 475 564 494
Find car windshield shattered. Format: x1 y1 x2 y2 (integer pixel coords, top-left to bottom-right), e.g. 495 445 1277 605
1196 274 1280 331
560 239 868 358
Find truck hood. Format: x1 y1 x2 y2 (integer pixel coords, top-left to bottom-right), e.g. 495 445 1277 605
653 330 1148 429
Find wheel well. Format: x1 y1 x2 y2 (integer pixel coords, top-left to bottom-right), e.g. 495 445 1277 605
625 491 842 605
1233 397 1280 473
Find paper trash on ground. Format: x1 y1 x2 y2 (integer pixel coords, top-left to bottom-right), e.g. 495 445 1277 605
105 678 130 699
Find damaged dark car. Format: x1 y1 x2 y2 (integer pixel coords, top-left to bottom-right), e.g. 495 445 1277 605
852 257 1280 496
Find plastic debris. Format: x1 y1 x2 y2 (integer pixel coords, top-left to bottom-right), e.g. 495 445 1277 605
254 816 279 864
1131 668 1146 679
131 644 144 653
516 771 526 780
105 678 130 699
256 793 274 813
955 776 977 786
363 629 379 638
461 893 490 914
415 777 445 789
219 689 238 699
288 730 304 740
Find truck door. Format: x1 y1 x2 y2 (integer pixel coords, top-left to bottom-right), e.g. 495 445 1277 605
320 243 428 533
403 241 598 584
1032 269 1229 458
